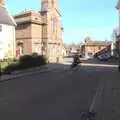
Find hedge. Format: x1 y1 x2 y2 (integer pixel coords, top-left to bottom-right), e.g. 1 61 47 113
3 54 47 74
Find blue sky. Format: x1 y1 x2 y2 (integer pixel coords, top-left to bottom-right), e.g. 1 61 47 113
6 0 118 43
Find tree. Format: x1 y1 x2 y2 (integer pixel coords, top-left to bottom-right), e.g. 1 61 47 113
112 28 118 41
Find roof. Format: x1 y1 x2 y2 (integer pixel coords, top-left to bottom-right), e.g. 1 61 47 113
0 6 16 26
94 45 111 56
84 41 112 46
14 10 41 18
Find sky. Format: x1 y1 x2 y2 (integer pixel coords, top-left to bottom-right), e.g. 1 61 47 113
5 0 119 43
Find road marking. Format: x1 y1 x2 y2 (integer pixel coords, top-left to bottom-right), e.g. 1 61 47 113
89 79 105 112
81 63 118 68
62 62 118 68
89 90 98 112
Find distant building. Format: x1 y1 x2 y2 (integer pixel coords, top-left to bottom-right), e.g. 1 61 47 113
81 37 112 58
0 0 16 60
14 0 64 62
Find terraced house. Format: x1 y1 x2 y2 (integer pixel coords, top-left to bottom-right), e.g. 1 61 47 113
0 0 16 60
14 0 65 62
81 37 112 58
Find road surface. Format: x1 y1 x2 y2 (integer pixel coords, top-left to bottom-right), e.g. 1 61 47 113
0 60 118 120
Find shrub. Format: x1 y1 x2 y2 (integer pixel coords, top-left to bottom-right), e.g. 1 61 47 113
3 63 19 74
19 55 34 68
3 54 47 74
20 54 46 67
34 55 46 65
32 52 39 57
0 61 9 70
13 57 18 62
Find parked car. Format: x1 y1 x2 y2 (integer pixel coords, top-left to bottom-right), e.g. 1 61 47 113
97 54 111 61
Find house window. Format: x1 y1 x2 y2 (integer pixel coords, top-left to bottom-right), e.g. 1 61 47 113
0 25 2 32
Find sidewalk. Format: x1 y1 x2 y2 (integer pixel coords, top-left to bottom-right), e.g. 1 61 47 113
100 72 120 120
0 64 53 82
0 63 69 82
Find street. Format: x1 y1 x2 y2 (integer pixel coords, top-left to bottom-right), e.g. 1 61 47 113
1 0 120 119
0 59 119 120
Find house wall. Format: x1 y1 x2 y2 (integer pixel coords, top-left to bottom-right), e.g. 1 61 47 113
0 24 16 59
16 23 32 55
84 45 105 57
46 8 63 62
31 23 42 54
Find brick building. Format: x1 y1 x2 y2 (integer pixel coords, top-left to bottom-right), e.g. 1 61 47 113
14 0 64 62
81 37 112 58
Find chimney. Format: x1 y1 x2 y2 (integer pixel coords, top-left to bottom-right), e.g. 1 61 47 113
0 0 5 6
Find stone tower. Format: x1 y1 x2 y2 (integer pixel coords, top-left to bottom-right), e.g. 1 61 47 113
41 0 52 11
0 0 5 6
41 0 63 62
51 0 58 9
41 0 58 11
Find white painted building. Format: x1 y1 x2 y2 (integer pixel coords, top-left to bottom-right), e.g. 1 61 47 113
0 1 16 60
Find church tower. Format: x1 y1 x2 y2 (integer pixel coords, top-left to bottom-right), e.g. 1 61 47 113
51 0 58 9
0 0 5 6
41 0 52 11
41 0 58 11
